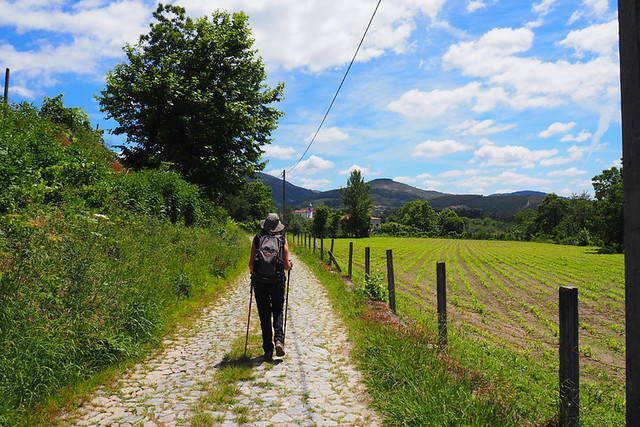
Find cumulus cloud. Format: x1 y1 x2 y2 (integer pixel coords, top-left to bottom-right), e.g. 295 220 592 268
339 164 381 176
466 1 486 12
448 119 516 136
539 145 591 166
305 126 349 143
560 20 618 57
293 155 334 175
561 129 592 142
262 145 297 160
473 144 558 168
176 0 447 72
442 25 620 111
454 170 551 191
547 167 587 177
295 177 333 190
412 139 473 158
387 82 512 118
539 122 576 138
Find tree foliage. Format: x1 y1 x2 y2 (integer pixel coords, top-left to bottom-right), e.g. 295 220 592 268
312 205 330 238
224 180 275 223
592 166 623 251
97 4 284 200
341 170 373 237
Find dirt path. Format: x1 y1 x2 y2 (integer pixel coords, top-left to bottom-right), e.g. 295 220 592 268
56 252 380 426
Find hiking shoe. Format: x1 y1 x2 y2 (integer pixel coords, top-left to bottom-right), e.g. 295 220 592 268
264 352 273 362
275 341 285 357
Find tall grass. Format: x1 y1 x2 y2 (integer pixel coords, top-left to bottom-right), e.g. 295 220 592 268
0 207 246 424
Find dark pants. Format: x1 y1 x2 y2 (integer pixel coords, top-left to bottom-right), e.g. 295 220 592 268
253 278 285 355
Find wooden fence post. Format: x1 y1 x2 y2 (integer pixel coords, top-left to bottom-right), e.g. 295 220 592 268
348 242 353 279
313 237 316 255
328 251 342 272
365 247 370 281
559 286 579 426
331 238 335 255
437 262 447 347
320 238 324 261
386 249 396 313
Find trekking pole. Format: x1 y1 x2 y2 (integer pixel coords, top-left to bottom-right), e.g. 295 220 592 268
244 281 254 356
283 268 291 342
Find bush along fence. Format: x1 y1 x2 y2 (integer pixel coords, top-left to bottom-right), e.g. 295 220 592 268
295 235 581 427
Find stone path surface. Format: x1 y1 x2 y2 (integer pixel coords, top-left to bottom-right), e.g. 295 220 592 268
56 252 381 426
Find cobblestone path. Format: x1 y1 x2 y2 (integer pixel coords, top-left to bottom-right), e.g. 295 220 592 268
57 252 380 426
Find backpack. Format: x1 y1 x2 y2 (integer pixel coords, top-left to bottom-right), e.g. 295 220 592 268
252 233 285 285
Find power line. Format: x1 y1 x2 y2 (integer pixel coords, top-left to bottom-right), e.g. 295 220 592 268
287 0 383 173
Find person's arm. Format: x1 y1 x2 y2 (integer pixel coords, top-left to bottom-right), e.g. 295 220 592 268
249 238 256 273
283 238 293 270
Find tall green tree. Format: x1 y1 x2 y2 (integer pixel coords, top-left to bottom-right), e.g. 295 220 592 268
97 4 284 200
533 193 569 238
439 209 465 237
399 200 438 235
592 166 624 252
312 205 330 238
340 170 373 237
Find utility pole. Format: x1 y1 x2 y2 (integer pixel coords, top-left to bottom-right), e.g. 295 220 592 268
282 169 286 230
618 0 640 423
3 68 9 104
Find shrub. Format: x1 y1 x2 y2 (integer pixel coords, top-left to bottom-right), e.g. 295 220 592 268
355 271 388 302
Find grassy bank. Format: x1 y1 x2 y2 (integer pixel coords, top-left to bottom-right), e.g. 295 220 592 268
292 237 625 425
1 99 254 424
0 208 248 425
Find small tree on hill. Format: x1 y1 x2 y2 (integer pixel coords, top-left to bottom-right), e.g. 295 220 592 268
312 205 330 238
341 170 372 237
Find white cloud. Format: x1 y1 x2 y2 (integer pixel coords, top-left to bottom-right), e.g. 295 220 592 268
454 170 551 190
583 0 610 18
339 164 380 176
387 82 480 118
412 139 473 158
539 144 591 166
176 0 447 72
305 126 349 143
449 119 515 136
532 0 556 15
262 145 297 160
561 129 592 142
442 26 620 112
466 1 486 13
547 167 587 177
539 121 576 138
473 144 558 168
560 20 618 57
293 155 334 175
295 177 332 190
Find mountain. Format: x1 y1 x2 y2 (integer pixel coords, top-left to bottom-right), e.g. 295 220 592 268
256 174 546 217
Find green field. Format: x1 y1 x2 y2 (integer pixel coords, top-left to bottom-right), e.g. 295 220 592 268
324 237 625 415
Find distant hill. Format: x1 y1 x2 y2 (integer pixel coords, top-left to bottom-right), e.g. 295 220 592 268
490 190 547 197
256 174 546 217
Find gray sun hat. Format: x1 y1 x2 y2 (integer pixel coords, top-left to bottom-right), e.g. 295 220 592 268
260 213 285 233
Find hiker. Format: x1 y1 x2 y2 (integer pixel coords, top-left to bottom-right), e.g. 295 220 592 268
249 213 293 361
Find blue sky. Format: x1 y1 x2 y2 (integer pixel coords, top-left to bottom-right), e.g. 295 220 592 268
1 0 621 196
